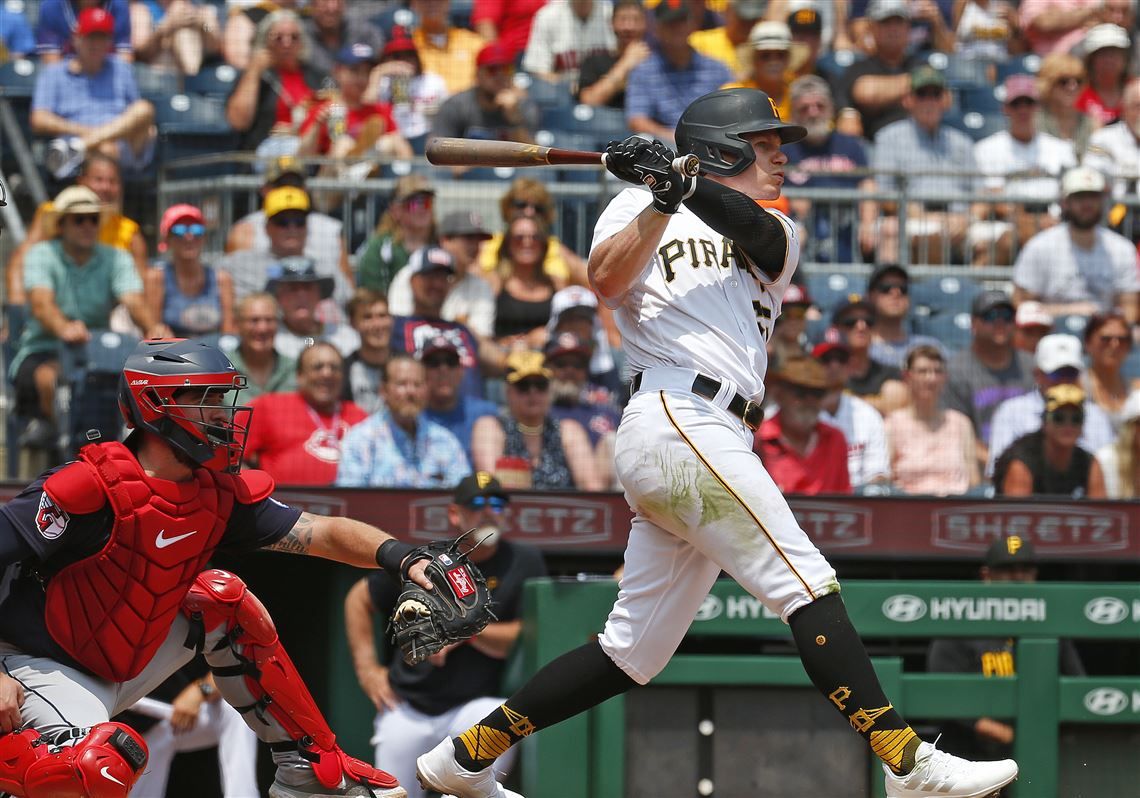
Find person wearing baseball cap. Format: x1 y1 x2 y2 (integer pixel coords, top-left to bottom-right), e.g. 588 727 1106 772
1011 164 1139 325
1013 301 1054 355
151 203 235 337
343 467 546 795
431 41 540 153
993 383 1106 498
942 291 1035 470
36 2 130 63
35 6 157 180
1076 24 1131 126
373 30 439 146
770 282 813 366
420 333 498 463
755 356 852 495
301 0 385 79
970 73 1076 266
865 264 940 370
832 296 908 416
544 331 621 464
546 285 620 393
786 3 824 78
843 0 922 139
927 535 1085 761
265 255 359 360
985 333 1116 478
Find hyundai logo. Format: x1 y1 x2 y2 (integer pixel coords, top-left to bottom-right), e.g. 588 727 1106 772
882 595 927 623
1083 688 1129 716
694 594 723 622
1084 597 1130 625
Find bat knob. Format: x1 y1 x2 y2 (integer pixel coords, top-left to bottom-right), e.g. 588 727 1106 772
671 154 701 177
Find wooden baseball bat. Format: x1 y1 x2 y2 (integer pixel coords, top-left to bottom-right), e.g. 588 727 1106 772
425 137 701 177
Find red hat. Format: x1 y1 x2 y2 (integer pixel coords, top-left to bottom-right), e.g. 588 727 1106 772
158 204 205 251
783 283 812 307
476 43 513 69
76 7 115 36
382 35 418 59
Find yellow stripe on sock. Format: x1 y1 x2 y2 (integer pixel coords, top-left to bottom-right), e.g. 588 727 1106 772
870 727 918 772
458 726 514 762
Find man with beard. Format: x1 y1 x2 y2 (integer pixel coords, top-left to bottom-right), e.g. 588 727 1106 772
782 75 874 264
422 337 498 462
1013 166 1140 324
754 356 851 495
344 472 547 798
430 43 540 148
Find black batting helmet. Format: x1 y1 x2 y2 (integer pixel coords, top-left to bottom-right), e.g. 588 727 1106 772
675 88 807 177
119 338 252 473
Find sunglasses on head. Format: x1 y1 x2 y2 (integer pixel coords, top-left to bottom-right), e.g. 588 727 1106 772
423 354 461 368
1048 408 1084 426
467 495 507 511
270 214 307 228
839 315 873 329
874 282 908 296
513 378 550 394
68 213 101 226
980 307 1014 323
170 223 205 238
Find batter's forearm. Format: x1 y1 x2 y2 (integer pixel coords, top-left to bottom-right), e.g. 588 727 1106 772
588 206 671 301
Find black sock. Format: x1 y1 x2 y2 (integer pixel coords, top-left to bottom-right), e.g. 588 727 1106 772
790 593 921 775
452 641 636 772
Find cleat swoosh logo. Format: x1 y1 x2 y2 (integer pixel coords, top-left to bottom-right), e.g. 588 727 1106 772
100 766 126 786
155 529 198 549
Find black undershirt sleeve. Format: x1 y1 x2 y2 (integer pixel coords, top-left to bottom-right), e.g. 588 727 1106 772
681 178 790 282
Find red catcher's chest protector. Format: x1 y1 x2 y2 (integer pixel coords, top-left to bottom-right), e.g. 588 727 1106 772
42 442 268 681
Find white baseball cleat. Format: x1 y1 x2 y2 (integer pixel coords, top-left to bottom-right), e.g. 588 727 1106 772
883 741 1018 798
416 737 524 798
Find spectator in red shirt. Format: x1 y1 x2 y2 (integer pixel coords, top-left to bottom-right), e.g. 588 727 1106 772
244 341 369 485
472 0 547 61
754 356 852 495
298 42 413 161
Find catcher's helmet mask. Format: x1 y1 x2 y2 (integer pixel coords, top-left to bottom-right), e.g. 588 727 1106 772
675 88 807 177
119 339 252 473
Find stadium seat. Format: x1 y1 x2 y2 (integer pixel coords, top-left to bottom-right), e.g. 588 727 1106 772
539 104 630 147
58 331 140 456
133 63 181 102
523 76 574 109
914 310 973 351
910 274 984 317
1053 314 1089 337
958 85 1004 115
1122 347 1140 382
943 109 1005 141
816 50 861 82
805 271 866 318
0 58 39 99
995 54 1043 83
184 63 240 98
154 94 238 167
927 52 988 88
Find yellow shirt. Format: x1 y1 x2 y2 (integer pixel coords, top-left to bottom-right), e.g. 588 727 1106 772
478 233 569 284
36 200 139 251
689 27 742 75
413 27 487 96
720 78 794 122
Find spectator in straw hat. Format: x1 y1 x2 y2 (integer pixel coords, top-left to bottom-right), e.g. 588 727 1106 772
754 356 851 495
721 21 796 119
10 186 167 448
268 255 360 360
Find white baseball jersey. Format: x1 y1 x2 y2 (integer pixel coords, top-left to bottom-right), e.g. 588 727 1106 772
591 187 800 403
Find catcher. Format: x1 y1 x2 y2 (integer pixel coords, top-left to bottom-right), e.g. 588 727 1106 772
345 472 546 798
0 337 440 798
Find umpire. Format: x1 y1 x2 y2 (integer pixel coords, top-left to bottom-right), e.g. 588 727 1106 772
344 472 547 798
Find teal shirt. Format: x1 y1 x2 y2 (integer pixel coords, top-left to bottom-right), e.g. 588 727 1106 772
224 346 297 400
10 240 143 376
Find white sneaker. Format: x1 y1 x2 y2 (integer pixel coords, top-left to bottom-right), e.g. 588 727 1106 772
415 737 524 798
883 741 1018 798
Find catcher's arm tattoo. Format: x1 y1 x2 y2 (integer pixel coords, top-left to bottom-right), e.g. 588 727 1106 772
266 512 316 555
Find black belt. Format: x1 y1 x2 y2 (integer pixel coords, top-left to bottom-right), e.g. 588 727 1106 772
631 372 764 431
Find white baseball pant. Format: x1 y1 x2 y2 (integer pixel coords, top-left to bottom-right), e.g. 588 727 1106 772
599 367 839 684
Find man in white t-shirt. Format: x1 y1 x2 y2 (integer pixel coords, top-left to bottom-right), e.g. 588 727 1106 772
1012 166 1140 322
522 0 616 84
814 340 890 489
969 74 1076 265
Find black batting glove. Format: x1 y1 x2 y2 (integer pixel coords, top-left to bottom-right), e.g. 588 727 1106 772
603 135 655 184
632 142 696 215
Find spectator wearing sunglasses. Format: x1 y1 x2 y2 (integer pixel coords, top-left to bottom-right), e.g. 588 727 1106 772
490 216 555 351
866 264 939 370
472 350 603 491
944 292 1037 471
768 282 813 369
754 356 851 495
815 340 890 491
986 333 1116 478
422 337 498 463
1034 53 1095 160
9 186 168 450
337 354 471 488
145 204 235 338
1080 311 1140 433
994 384 1106 498
267 256 360 360
357 174 438 296
886 344 979 496
831 297 908 417
344 470 547 798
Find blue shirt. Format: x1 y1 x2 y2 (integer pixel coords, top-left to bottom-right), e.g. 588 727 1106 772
873 118 977 201
783 132 869 263
0 6 36 58
424 396 498 464
35 0 132 57
625 48 731 128
336 408 471 488
32 56 140 129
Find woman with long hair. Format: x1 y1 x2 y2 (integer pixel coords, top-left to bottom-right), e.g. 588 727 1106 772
1095 390 1140 498
1035 52 1096 159
356 174 437 294
490 216 555 350
1082 311 1140 431
478 178 585 288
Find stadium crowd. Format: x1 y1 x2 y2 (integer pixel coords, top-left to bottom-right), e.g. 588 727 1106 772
3 0 1140 501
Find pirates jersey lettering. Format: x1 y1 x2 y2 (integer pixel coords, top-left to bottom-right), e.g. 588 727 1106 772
592 187 798 403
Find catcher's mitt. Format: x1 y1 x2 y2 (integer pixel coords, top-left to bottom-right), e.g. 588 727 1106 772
389 535 496 666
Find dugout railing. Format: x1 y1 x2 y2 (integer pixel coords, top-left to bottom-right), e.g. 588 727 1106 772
509 578 1140 798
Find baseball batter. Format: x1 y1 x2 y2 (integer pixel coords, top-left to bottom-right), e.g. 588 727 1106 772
0 337 437 798
415 89 1019 798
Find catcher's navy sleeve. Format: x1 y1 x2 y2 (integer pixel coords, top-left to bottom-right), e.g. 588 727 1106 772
0 467 112 564
223 495 303 553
